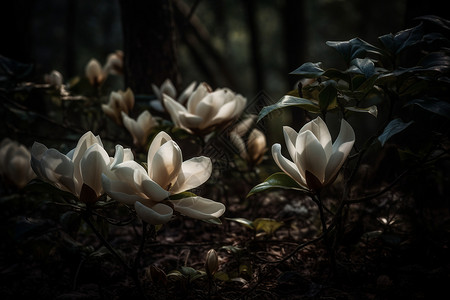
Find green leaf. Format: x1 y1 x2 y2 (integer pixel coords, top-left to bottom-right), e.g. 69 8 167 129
378 24 424 56
378 118 414 146
169 191 197 200
257 96 320 122
345 105 378 117
247 172 307 197
253 218 284 235
201 217 222 225
318 81 337 112
347 58 376 78
407 98 450 119
289 62 324 77
326 38 382 65
226 217 255 229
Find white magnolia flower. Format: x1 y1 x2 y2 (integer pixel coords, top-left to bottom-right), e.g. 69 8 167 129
230 115 267 166
103 50 123 75
150 78 197 113
102 88 135 125
272 117 355 190
44 70 63 88
31 131 133 203
163 82 246 135
101 131 225 225
0 139 36 189
122 110 158 148
85 58 105 86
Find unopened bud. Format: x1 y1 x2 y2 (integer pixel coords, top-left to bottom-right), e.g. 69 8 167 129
205 249 219 276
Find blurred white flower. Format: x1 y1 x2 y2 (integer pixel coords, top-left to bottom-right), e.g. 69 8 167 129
0 139 36 189
150 79 197 113
31 131 133 203
272 117 355 190
121 110 158 148
163 82 246 135
102 131 225 225
101 88 135 125
103 50 123 75
44 70 63 88
230 115 267 166
85 58 105 86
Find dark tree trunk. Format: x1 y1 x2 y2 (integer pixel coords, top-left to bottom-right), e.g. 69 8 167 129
282 0 307 90
119 0 179 94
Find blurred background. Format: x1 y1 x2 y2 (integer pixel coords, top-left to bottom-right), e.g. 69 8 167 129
1 0 449 147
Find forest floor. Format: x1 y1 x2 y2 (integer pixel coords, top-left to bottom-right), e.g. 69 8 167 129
1 176 449 300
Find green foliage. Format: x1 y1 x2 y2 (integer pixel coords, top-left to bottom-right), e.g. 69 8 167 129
247 172 308 197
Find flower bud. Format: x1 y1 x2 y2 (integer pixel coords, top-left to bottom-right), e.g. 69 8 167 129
205 249 219 276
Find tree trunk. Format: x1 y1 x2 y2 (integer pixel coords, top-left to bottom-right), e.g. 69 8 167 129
119 0 179 94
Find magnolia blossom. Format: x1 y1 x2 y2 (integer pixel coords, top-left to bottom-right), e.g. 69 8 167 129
102 88 135 125
230 115 267 166
0 139 36 189
122 110 158 148
44 70 63 88
31 131 133 202
163 82 246 135
150 79 197 113
101 131 225 225
272 117 355 190
85 51 124 86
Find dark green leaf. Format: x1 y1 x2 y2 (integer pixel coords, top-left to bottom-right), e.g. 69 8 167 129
169 191 197 200
378 24 424 56
226 217 254 229
257 96 320 122
347 58 376 78
318 81 337 113
407 98 450 119
326 38 382 65
247 172 307 197
290 62 325 77
378 118 414 146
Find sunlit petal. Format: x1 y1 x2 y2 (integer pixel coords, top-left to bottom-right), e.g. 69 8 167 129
80 144 110 196
135 168 170 202
171 196 225 220
135 201 173 225
170 156 212 194
101 173 144 205
297 130 327 184
147 131 173 173
299 117 332 160
149 141 182 189
40 149 76 195
282 126 299 165
271 143 306 187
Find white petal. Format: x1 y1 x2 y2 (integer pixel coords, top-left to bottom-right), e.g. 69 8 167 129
178 111 204 129
147 131 173 172
324 119 355 184
177 81 197 105
171 196 225 220
80 144 110 196
282 126 299 165
230 132 247 160
299 117 332 160
149 100 165 113
297 130 327 184
208 100 237 126
72 131 102 187
101 173 145 205
30 142 48 179
187 82 211 113
135 201 173 225
149 140 182 189
135 168 170 202
40 149 76 195
163 94 187 128
247 129 266 162
160 78 177 99
170 156 212 194
271 143 306 187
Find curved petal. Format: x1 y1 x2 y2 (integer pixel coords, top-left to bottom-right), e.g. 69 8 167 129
147 131 173 173
149 99 165 113
72 131 102 187
135 201 173 225
122 112 144 146
296 130 327 184
299 117 332 160
230 132 247 160
163 94 187 128
177 81 197 105
208 100 237 127
171 196 225 220
80 144 110 196
101 173 145 205
40 149 76 195
247 129 266 163
187 82 211 113
160 78 177 99
324 119 355 184
110 144 134 170
149 140 182 189
30 142 48 179
271 143 306 187
135 168 170 202
170 156 212 194
282 126 299 165
178 111 204 129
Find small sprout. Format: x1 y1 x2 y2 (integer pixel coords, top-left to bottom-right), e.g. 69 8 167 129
205 249 219 277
